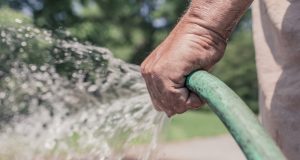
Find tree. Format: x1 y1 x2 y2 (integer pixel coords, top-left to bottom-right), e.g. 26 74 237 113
0 4 258 112
0 0 188 64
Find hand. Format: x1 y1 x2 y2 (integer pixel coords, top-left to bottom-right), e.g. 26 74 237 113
141 13 227 117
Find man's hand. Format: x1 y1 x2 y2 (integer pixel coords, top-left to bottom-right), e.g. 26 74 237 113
141 13 226 117
141 1 252 117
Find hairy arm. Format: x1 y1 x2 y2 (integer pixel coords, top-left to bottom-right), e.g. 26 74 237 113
141 0 253 117
188 0 253 39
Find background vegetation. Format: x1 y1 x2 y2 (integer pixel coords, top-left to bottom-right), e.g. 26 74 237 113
0 0 258 140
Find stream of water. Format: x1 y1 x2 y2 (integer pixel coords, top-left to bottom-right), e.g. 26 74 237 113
0 20 165 160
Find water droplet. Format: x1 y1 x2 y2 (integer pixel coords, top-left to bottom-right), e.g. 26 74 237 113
0 92 6 99
40 65 47 71
21 42 27 47
34 28 40 33
88 85 98 92
1 31 6 37
30 65 37 71
15 19 23 24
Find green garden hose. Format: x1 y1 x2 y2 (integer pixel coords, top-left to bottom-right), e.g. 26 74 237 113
186 71 286 160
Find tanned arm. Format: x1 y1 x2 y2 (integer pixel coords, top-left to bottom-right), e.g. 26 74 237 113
141 0 253 117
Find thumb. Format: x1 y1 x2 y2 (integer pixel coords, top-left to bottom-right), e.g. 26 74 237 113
186 92 205 109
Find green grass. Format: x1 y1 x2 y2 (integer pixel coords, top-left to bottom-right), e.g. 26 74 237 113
128 109 228 145
161 110 228 142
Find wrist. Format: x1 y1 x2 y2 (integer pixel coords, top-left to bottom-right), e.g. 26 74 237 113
176 13 227 55
186 0 253 39
169 16 227 68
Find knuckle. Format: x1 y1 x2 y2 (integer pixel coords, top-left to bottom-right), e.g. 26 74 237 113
141 61 147 70
150 65 162 75
140 60 151 76
140 66 149 77
141 70 147 77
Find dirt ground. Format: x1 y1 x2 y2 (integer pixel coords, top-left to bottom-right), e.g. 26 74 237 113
125 134 246 160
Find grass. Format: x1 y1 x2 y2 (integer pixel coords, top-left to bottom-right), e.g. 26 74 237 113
128 109 228 145
161 110 228 142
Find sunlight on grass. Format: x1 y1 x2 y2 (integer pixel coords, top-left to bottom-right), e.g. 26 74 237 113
162 110 228 141
129 110 229 144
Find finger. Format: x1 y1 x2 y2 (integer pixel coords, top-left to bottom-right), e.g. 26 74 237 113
165 109 176 118
150 73 174 113
186 92 205 109
143 52 165 110
146 83 163 111
150 96 163 111
142 73 163 111
170 88 189 114
173 105 188 114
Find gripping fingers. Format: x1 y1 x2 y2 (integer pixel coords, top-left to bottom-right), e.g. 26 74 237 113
186 92 205 109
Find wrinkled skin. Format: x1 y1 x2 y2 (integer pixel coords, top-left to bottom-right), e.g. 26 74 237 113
141 13 226 117
141 1 252 117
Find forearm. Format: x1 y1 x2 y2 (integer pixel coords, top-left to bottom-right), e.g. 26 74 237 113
184 0 253 41
141 0 253 117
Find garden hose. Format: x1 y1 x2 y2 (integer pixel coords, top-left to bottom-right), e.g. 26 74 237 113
186 71 286 160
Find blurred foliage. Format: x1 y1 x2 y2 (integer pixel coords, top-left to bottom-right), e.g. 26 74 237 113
0 2 258 113
213 10 258 113
0 7 31 25
0 0 188 63
213 31 258 113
